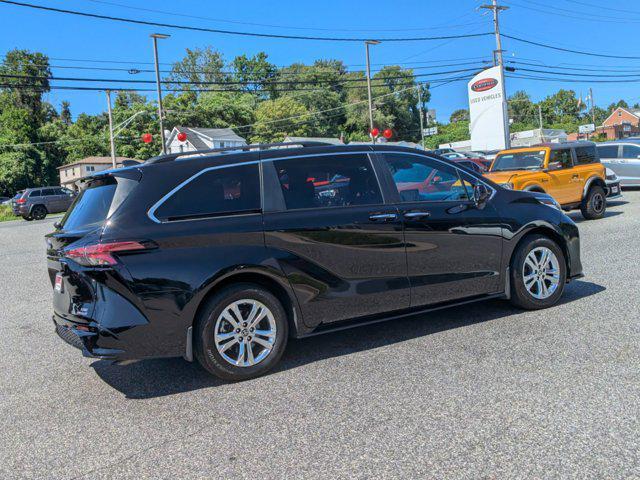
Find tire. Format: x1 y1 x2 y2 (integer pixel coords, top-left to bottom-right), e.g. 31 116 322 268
194 283 288 381
580 185 606 220
31 205 47 221
509 234 567 310
22 215 33 221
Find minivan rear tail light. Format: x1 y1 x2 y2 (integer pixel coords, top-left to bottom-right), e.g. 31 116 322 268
65 241 147 266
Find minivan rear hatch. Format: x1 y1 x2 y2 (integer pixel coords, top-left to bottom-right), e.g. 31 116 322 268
46 169 141 322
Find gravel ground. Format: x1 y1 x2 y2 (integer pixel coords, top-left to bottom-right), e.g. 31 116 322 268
0 193 639 479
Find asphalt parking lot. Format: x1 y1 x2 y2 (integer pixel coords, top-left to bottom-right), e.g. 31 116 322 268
1 193 639 479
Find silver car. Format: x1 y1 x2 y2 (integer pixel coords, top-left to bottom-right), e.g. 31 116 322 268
596 141 640 187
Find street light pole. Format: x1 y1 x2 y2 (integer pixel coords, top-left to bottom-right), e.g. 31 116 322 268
105 90 117 168
151 33 170 155
418 85 426 148
364 40 380 140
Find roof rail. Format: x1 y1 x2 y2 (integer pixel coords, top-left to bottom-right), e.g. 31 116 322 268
145 141 333 164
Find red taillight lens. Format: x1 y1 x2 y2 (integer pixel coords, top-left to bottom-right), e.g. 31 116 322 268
16 198 26 204
65 241 147 266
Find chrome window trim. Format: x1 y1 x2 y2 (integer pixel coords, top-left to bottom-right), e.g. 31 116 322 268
147 151 379 223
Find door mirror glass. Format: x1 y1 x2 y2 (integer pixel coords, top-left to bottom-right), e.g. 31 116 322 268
473 183 491 208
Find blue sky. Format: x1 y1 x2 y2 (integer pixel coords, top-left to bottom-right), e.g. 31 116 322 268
2 0 640 124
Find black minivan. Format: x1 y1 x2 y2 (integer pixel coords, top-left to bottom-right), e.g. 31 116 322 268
47 143 583 381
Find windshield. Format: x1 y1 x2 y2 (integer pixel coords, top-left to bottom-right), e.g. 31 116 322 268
491 151 547 172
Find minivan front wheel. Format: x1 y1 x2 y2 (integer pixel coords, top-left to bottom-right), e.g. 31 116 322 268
195 284 288 381
509 235 567 310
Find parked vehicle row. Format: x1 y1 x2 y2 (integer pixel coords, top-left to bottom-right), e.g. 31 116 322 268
47 142 583 381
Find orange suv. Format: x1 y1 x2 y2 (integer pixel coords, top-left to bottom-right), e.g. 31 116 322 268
484 142 607 220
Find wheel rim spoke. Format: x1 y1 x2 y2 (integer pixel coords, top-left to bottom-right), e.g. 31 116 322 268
522 247 560 300
213 299 277 368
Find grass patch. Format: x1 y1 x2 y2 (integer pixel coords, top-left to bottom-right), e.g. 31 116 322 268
0 204 18 222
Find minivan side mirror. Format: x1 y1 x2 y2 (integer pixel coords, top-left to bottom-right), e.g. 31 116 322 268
473 183 491 209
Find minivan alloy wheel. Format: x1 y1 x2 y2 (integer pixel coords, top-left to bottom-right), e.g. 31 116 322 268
522 246 561 300
214 299 277 367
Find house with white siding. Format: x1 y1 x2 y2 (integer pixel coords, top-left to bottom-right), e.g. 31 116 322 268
166 126 247 154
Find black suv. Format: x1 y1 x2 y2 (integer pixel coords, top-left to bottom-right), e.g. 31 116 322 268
47 143 583 381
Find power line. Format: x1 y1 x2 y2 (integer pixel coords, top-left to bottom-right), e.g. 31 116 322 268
0 1 493 43
503 0 640 23
0 67 483 86
82 0 486 33
561 0 640 15
503 34 640 60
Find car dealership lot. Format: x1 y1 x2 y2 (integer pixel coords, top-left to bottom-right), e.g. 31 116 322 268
1 194 639 479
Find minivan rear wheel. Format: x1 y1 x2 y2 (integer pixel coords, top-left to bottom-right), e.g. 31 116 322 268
509 235 567 310
194 284 288 381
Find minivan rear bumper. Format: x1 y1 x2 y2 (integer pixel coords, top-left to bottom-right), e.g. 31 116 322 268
53 314 125 359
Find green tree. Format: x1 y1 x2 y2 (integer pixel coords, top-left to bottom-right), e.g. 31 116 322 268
251 97 311 143
449 109 469 123
232 52 278 96
60 101 72 126
167 47 230 92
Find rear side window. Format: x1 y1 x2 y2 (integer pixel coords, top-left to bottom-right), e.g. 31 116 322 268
154 163 260 221
597 145 619 159
274 154 382 210
29 190 41 198
60 177 137 230
574 146 598 165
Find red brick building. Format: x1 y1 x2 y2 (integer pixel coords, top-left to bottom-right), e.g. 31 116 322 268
568 107 640 141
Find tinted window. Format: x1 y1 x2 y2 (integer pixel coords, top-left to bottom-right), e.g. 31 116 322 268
459 161 481 173
383 154 468 202
574 146 598 165
61 182 117 230
622 145 640 158
155 164 260 221
29 190 42 198
550 149 573 169
597 145 619 159
42 188 57 196
274 154 382 210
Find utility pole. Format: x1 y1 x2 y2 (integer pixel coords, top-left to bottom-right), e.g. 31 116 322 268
538 104 545 142
151 33 170 154
481 0 510 148
481 0 509 67
364 40 380 141
418 85 425 148
105 90 116 168
589 87 596 125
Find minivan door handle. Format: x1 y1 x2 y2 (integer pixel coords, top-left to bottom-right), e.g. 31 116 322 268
369 213 398 222
404 211 431 220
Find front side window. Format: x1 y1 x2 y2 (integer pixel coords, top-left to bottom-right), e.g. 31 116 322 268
491 151 546 172
549 149 573 169
154 163 261 221
596 145 619 159
622 145 640 159
274 154 382 210
383 154 469 203
574 146 598 165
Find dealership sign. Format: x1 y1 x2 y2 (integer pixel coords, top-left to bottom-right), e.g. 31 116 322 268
468 66 510 151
